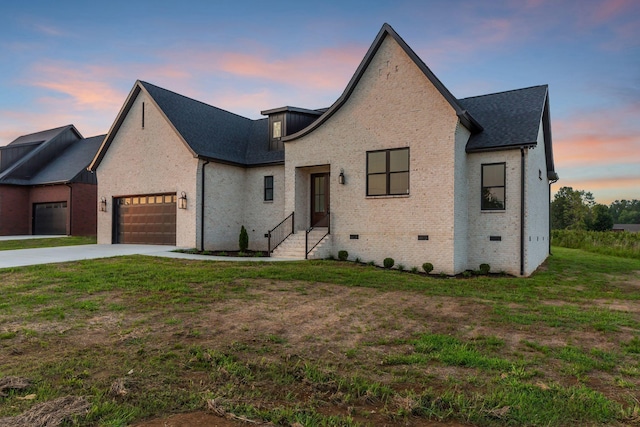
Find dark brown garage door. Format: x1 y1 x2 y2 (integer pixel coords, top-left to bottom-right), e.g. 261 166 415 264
115 194 176 245
33 202 67 235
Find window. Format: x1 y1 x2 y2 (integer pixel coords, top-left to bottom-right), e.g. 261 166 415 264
264 176 274 201
272 121 282 139
366 148 409 196
481 163 505 210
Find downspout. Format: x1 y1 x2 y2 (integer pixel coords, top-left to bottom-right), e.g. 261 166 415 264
548 174 559 256
65 183 73 236
200 160 210 251
520 148 525 276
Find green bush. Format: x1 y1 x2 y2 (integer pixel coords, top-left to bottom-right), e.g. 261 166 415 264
383 258 395 269
422 262 434 274
239 225 249 252
479 263 491 275
338 250 348 261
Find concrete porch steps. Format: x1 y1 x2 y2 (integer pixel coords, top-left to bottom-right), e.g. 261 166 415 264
271 228 330 260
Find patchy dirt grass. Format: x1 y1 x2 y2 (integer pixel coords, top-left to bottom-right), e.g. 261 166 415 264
1 251 639 426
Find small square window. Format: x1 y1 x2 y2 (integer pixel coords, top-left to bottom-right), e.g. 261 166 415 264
264 176 274 201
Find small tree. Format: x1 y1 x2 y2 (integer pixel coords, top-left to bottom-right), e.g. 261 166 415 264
239 225 249 252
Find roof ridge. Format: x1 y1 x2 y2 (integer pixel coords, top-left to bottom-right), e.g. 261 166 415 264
139 80 255 122
460 84 548 101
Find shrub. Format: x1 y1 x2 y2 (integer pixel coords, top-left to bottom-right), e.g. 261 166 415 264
422 262 434 274
397 264 405 271
410 266 418 273
479 263 491 275
239 225 249 252
367 261 376 266
355 257 361 264
338 250 349 261
383 258 395 269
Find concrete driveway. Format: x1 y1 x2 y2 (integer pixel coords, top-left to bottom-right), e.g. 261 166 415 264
0 243 301 269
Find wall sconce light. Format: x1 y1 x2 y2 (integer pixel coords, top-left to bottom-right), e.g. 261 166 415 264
338 169 345 185
99 197 107 212
178 191 187 209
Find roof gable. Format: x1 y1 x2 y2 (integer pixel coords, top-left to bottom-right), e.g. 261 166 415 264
460 85 556 174
90 81 280 170
28 135 104 185
283 23 482 142
0 125 83 183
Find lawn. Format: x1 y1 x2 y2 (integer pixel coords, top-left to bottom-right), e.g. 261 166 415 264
0 247 639 426
0 236 96 251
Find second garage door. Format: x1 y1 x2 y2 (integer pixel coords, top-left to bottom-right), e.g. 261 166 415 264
115 194 177 245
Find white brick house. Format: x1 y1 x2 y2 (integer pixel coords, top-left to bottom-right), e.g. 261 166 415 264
90 23 557 276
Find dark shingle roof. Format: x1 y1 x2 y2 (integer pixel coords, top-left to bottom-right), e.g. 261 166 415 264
7 125 75 146
28 135 104 185
459 85 548 151
140 81 281 166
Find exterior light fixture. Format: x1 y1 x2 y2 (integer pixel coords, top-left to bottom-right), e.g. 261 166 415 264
338 169 345 185
178 191 187 209
99 197 107 212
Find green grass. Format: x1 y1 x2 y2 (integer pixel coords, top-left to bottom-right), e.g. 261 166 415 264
0 246 639 426
552 229 640 259
0 235 96 251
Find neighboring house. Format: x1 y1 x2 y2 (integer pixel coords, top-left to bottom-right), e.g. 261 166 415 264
90 23 557 276
613 224 640 233
0 125 103 236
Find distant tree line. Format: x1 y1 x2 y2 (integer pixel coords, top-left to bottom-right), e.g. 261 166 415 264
551 186 640 231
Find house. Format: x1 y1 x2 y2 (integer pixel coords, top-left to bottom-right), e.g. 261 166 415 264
89 23 557 276
0 125 103 236
613 224 640 233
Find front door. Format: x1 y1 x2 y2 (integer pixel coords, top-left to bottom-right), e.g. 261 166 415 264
310 173 330 227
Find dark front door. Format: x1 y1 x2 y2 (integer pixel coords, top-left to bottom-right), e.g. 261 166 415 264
310 173 329 227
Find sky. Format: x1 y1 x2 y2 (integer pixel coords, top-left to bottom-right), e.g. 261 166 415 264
0 0 638 204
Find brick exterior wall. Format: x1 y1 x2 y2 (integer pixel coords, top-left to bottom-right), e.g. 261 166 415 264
523 122 551 275
466 150 523 275
201 161 284 251
95 90 198 246
0 185 30 235
285 35 463 273
70 183 97 236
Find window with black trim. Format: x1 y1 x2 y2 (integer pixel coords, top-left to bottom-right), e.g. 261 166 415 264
481 163 505 210
264 176 274 201
366 148 409 196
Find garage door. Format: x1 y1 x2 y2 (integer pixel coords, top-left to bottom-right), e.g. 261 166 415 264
115 194 176 245
33 202 67 235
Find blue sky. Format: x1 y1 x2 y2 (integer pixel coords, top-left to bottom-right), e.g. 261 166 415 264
1 0 638 204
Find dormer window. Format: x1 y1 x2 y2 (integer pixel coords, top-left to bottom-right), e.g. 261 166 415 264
272 121 282 139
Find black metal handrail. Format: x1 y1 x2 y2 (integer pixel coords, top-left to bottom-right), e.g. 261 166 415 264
268 212 294 255
305 213 330 259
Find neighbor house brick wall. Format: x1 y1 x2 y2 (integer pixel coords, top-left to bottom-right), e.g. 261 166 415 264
523 121 551 275
466 149 523 276
96 90 198 246
70 183 97 236
285 34 464 273
0 185 30 235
